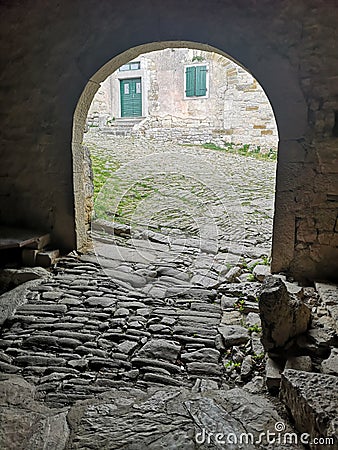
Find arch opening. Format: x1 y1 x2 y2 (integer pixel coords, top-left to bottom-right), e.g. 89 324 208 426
73 41 280 273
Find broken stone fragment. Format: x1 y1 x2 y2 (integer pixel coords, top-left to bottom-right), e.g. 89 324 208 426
218 266 242 284
137 339 181 363
259 276 311 353
92 219 131 237
245 312 261 327
240 355 253 380
217 324 249 347
243 375 265 394
0 279 41 326
315 283 338 335
0 375 70 450
252 264 270 281
283 280 304 297
0 267 51 291
220 310 242 325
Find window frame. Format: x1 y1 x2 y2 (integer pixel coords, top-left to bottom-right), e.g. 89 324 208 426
184 63 209 99
119 61 141 72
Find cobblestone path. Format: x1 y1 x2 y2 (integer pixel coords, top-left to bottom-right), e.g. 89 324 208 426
0 134 304 449
0 257 265 407
86 132 276 250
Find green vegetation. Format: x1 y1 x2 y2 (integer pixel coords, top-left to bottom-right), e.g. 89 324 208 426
192 55 205 62
202 143 224 151
224 360 241 369
261 255 270 265
95 176 160 223
247 324 262 334
90 153 120 200
247 273 256 282
240 260 248 270
233 298 245 312
252 352 265 361
201 142 277 161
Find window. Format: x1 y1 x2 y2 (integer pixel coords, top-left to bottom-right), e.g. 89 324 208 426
185 65 208 97
119 61 141 71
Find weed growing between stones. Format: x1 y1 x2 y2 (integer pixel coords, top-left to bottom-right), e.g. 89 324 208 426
248 324 262 334
234 298 246 311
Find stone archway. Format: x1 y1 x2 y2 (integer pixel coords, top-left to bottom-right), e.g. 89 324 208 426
72 40 305 277
3 1 337 282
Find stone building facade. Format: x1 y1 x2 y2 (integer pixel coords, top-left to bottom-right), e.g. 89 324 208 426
87 48 278 150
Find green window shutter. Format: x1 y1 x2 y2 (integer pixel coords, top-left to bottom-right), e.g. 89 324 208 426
195 66 207 96
185 66 196 97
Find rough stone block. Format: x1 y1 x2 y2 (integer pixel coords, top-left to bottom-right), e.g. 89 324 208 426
245 312 261 327
0 280 40 326
223 266 242 283
315 282 338 334
0 375 69 449
137 339 181 363
0 267 50 290
220 310 242 325
321 349 338 376
280 369 338 449
252 264 270 281
259 276 311 352
285 356 312 372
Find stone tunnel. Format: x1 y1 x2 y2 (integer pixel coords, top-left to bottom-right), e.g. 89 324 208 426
0 0 337 282
0 1 337 449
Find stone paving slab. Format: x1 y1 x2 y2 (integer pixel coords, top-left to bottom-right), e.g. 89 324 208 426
65 384 303 449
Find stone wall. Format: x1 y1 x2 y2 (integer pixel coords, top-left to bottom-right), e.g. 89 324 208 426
0 0 337 282
88 48 278 150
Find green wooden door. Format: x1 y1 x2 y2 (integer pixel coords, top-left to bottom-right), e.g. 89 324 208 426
120 78 142 117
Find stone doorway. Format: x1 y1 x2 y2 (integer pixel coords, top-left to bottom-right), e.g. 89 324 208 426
78 44 279 293
73 41 279 259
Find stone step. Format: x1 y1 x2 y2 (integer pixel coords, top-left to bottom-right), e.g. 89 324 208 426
100 117 145 134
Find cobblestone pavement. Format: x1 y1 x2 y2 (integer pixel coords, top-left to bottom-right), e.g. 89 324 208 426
0 134 304 449
1 258 303 449
86 131 276 250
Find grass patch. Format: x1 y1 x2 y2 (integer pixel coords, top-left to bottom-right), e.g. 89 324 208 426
91 154 120 200
201 142 277 161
